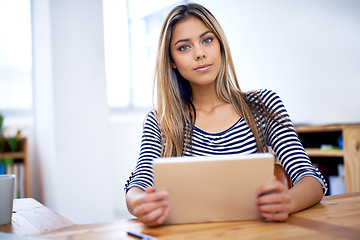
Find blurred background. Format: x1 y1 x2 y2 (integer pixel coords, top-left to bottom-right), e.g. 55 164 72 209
0 0 359 223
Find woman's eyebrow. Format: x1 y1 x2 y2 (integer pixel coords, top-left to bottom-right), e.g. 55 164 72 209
174 30 213 46
174 38 190 46
199 30 212 38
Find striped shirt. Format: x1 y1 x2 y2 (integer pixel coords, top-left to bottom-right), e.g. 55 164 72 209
125 89 327 194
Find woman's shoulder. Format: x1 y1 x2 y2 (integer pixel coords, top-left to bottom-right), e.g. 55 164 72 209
145 109 157 119
144 110 159 125
245 89 282 104
142 110 162 138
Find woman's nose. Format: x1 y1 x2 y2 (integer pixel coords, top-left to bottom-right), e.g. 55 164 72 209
195 46 206 60
196 54 205 60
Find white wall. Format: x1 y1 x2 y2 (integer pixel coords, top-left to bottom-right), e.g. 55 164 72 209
32 0 113 223
193 0 360 125
109 112 145 219
24 0 360 224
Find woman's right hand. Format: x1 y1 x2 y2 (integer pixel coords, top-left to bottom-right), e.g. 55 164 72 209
126 186 170 227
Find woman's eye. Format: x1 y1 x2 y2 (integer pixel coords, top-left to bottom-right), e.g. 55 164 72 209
178 45 190 51
203 37 213 44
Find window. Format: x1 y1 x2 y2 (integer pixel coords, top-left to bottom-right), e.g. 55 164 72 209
0 0 32 112
103 0 186 109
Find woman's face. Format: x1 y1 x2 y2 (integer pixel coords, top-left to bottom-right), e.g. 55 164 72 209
170 16 222 88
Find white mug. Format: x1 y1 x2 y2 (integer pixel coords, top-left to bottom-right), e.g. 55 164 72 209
0 174 15 225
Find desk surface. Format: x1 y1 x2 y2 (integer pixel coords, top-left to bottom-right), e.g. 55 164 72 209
1 193 360 240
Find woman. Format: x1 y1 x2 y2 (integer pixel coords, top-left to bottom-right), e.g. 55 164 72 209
125 3 327 227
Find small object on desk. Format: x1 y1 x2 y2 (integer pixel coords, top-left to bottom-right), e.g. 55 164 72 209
127 231 157 240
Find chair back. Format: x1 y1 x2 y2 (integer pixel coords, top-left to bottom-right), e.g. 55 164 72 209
274 163 292 189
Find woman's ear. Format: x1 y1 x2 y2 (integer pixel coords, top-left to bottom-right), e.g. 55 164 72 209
171 62 177 69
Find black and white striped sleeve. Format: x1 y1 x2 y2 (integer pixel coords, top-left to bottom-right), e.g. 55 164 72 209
259 89 328 194
124 111 162 192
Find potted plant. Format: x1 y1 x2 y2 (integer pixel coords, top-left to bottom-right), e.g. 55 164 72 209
0 112 18 174
0 112 19 151
0 111 5 153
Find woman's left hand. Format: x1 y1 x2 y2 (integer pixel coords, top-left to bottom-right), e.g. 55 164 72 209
255 177 292 221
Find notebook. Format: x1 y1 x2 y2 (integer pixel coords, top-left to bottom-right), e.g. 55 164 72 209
153 152 275 224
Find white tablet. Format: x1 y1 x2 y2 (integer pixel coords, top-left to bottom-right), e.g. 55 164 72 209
153 153 275 224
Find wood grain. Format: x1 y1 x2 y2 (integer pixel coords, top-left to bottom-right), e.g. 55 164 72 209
343 126 360 193
2 193 360 240
42 193 360 240
0 198 74 236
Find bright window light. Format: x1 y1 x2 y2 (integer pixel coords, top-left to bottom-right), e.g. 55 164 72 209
0 0 32 111
103 0 185 109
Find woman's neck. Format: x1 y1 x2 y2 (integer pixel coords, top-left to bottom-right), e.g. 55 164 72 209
191 82 225 113
191 84 240 133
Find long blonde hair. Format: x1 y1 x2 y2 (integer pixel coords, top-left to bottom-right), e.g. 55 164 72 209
153 3 269 157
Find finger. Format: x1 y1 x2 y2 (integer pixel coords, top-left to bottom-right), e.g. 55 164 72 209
155 206 170 225
256 191 290 206
138 207 164 226
133 199 169 217
261 211 289 221
256 180 286 197
133 190 168 206
257 201 291 214
258 179 284 193
139 206 169 227
256 193 291 222
146 186 168 198
145 206 170 227
146 186 155 193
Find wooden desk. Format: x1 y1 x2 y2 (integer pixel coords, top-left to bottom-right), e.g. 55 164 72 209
1 193 360 239
0 198 74 236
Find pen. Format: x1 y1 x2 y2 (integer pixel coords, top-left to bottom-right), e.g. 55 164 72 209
127 231 157 240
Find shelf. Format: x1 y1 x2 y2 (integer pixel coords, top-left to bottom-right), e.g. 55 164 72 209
304 148 344 157
0 152 27 159
295 125 344 133
295 124 360 193
0 137 28 197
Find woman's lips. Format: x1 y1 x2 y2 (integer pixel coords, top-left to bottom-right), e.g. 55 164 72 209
195 64 212 72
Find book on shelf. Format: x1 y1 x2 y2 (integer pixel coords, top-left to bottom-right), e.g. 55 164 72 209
0 161 26 198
